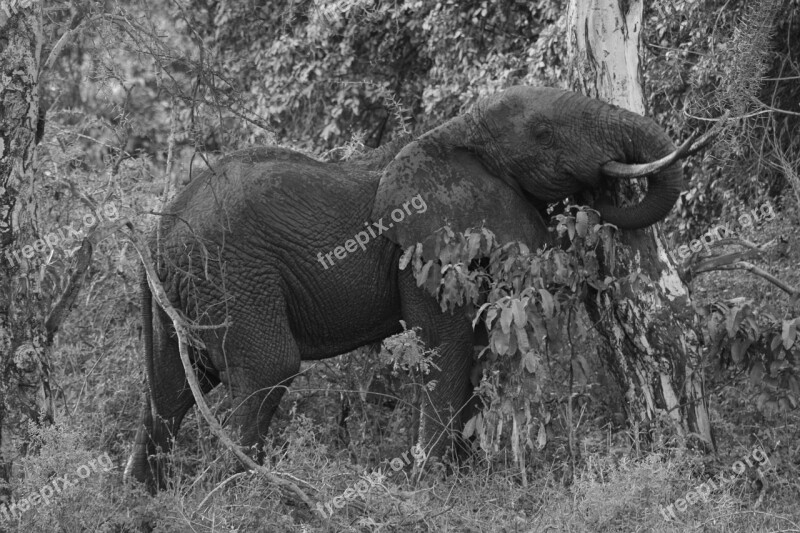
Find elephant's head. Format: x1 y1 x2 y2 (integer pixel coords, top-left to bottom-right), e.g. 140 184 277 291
371 86 684 252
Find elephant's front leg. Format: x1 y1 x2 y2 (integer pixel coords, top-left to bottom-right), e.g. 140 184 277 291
398 268 475 461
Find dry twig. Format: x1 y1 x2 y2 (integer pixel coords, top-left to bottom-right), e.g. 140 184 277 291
127 232 320 516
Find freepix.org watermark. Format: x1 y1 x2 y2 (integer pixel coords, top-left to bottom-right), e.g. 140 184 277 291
0 452 114 522
676 201 775 260
658 446 770 521
2 201 119 268
317 194 427 269
315 444 426 518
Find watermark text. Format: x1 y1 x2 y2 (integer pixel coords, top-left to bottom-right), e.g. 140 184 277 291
317 194 426 269
0 452 114 522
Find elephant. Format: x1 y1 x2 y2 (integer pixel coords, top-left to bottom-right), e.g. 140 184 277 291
125 86 686 491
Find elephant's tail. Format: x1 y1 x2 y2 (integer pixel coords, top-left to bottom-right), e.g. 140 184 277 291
123 267 156 488
123 390 154 486
139 266 154 392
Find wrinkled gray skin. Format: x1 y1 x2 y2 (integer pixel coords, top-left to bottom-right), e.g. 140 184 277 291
126 87 682 491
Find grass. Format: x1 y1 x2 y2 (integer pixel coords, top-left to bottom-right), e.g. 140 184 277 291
5 357 798 532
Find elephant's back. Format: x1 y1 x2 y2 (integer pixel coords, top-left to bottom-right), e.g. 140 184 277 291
167 146 331 215
156 146 374 243
149 144 385 290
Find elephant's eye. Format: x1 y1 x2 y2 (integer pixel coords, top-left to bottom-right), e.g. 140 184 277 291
530 121 554 146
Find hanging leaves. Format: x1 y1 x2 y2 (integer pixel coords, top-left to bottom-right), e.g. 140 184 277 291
405 206 616 461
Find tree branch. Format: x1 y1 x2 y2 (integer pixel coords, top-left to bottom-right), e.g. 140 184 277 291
127 232 319 516
43 239 92 343
681 237 774 281
687 242 799 297
717 261 800 298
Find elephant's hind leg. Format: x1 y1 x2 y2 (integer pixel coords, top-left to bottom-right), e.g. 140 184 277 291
127 305 218 492
217 297 302 460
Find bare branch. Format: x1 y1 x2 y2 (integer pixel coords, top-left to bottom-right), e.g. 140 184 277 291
43 240 92 343
127 232 319 516
689 255 800 297
601 112 730 178
44 219 131 342
720 261 800 297
42 11 98 72
680 237 777 283
690 249 764 274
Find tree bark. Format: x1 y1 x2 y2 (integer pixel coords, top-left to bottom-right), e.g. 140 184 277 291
567 0 715 449
0 1 53 486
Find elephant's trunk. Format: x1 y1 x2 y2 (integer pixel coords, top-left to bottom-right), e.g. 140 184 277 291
597 110 683 230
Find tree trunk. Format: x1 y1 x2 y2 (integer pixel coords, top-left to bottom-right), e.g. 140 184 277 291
0 1 53 487
567 0 715 449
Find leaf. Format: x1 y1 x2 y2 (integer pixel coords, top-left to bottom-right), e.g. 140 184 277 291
473 302 492 329
522 351 537 373
462 415 477 438
749 361 765 386
564 218 575 241
576 210 588 237
507 327 518 355
485 307 498 330
415 259 433 287
511 299 527 328
726 308 743 338
467 231 482 261
515 326 530 352
536 422 547 450
399 245 414 270
538 289 554 318
782 319 797 350
730 339 750 364
770 333 783 353
553 251 569 281
492 329 510 356
412 242 424 271
480 228 495 254
438 244 452 265
500 305 513 334
425 262 442 295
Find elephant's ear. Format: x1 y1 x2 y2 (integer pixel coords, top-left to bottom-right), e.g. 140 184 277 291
371 128 549 257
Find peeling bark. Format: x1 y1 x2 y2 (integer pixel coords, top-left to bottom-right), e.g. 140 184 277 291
567 0 715 449
568 0 645 112
0 1 53 486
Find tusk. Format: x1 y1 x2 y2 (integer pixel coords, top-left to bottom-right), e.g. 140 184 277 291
601 115 727 179
601 132 698 179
